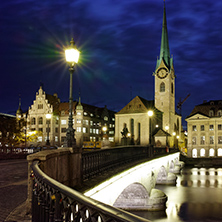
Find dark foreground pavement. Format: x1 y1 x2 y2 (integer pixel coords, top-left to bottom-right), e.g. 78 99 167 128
0 159 31 222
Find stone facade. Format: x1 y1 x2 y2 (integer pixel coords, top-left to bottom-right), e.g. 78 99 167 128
115 96 162 146
186 100 222 158
23 86 115 148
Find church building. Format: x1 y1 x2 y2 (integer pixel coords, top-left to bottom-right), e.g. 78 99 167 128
115 2 182 148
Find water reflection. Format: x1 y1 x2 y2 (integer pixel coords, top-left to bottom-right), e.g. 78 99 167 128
131 167 222 222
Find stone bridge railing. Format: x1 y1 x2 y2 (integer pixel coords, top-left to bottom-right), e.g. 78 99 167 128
27 146 157 221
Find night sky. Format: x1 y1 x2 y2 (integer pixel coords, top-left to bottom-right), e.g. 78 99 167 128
1 0 222 128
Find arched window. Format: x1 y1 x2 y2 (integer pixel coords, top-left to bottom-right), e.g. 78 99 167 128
218 148 222 157
31 117 36 125
171 83 174 94
160 82 165 92
218 110 222 117
200 148 205 157
209 148 215 157
192 149 197 158
130 118 134 136
38 117 43 125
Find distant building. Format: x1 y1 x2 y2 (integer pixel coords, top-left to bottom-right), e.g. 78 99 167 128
186 100 222 158
22 86 115 147
115 1 182 148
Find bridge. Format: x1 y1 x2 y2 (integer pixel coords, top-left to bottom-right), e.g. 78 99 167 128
27 146 183 221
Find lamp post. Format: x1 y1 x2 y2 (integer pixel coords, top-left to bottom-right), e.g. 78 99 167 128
46 113 52 146
102 126 107 139
65 38 80 148
148 110 153 145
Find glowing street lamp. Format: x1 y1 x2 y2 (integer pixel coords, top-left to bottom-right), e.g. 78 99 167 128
46 113 52 146
148 110 153 145
64 38 80 148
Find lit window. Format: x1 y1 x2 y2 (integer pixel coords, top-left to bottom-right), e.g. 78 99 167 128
200 148 205 157
55 136 58 142
109 137 114 142
209 125 214 131
96 129 99 134
209 148 214 157
37 137 42 142
77 127 81 132
90 128 93 133
90 121 93 126
84 112 87 116
77 119 81 124
192 149 197 158
61 120 66 125
77 112 81 116
200 136 205 145
83 127 86 133
90 113 94 117
218 148 222 157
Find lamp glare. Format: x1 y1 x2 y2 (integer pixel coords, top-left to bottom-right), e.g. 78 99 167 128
65 48 80 63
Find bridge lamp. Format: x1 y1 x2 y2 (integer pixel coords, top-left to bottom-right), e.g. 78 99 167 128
147 110 153 145
46 113 52 146
64 38 80 148
102 126 107 133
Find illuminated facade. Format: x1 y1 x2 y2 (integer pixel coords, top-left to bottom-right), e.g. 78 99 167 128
186 100 222 158
25 86 115 147
115 2 182 147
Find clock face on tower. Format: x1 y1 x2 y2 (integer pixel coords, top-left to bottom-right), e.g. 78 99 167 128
157 68 168 79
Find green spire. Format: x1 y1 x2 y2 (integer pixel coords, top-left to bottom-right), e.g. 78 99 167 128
156 1 172 70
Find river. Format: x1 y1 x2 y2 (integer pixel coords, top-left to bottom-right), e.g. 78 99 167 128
131 166 222 222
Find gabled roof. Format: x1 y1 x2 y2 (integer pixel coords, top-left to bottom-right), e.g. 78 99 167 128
59 102 115 119
187 100 222 118
46 94 60 115
154 128 171 137
117 96 161 114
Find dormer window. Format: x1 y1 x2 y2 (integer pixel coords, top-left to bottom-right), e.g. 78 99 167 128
218 110 222 117
209 110 214 117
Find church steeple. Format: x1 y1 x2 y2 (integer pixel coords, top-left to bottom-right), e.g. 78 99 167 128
156 1 173 71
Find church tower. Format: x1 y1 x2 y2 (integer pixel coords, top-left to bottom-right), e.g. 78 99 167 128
154 1 175 135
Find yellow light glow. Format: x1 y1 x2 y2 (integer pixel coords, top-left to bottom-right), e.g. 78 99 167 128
172 132 176 136
127 133 131 137
165 126 169 130
65 48 80 63
176 135 179 139
102 126 107 132
46 113 52 119
148 110 153 117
